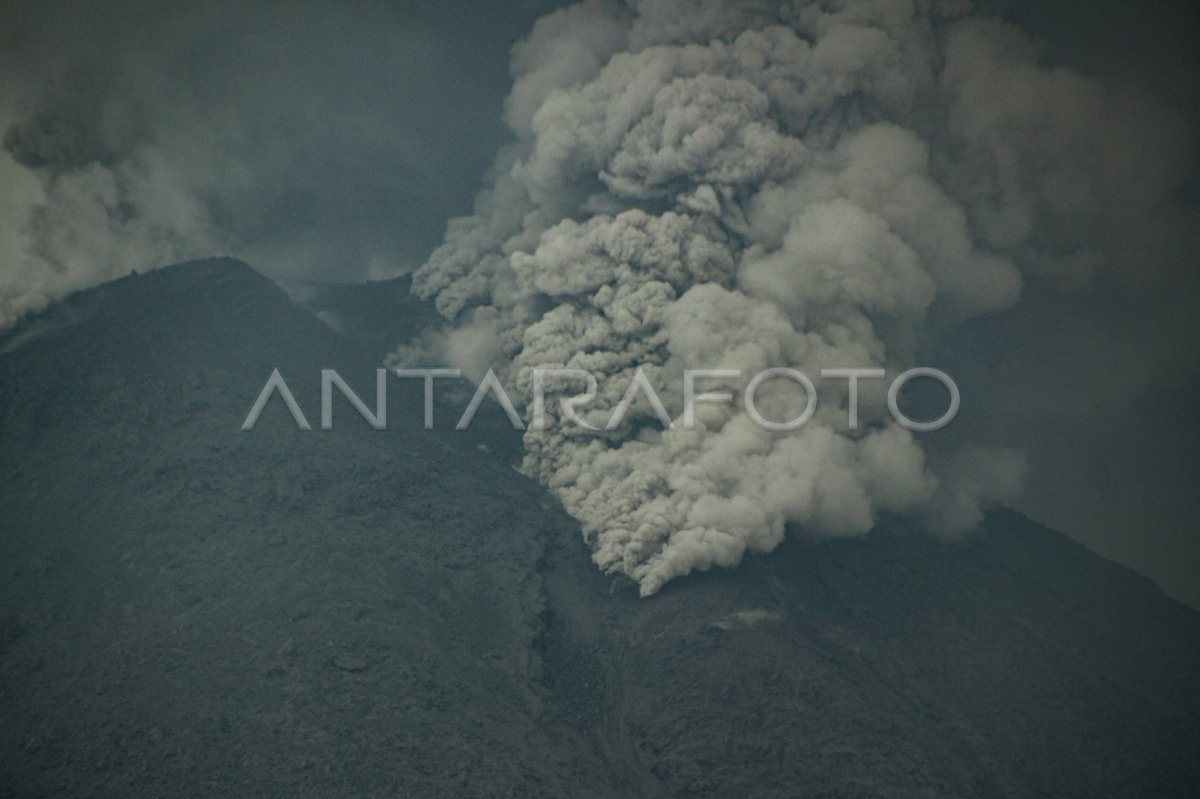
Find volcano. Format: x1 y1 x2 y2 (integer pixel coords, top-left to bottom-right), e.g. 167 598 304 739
1 259 1197 797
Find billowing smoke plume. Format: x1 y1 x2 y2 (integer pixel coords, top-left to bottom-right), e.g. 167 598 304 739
410 0 1192 595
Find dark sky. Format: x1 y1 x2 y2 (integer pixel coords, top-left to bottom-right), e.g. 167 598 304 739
951 0 1200 605
1 0 1197 604
0 0 566 285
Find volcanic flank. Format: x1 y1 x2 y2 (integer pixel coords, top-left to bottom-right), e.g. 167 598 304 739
0 260 1197 797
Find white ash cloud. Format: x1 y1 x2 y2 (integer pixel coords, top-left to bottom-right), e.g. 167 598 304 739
410 0 1192 595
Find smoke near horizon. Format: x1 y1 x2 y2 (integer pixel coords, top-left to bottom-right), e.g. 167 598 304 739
407 0 1198 594
0 0 559 328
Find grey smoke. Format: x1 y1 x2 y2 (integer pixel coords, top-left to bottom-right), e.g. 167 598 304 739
408 0 1195 595
0 0 557 328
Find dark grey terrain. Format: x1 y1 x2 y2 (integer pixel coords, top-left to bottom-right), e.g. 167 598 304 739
0 260 1197 797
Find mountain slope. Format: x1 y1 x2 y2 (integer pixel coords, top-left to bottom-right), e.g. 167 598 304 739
0 259 1197 797
0 259 619 797
538 509 1200 796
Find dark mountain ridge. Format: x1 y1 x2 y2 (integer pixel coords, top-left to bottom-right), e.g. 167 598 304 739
0 259 1197 797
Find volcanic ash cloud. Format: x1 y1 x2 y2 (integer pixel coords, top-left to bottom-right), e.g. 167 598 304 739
409 0 1181 595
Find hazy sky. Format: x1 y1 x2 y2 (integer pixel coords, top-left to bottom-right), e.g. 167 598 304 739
0 0 563 298
1 0 1197 604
